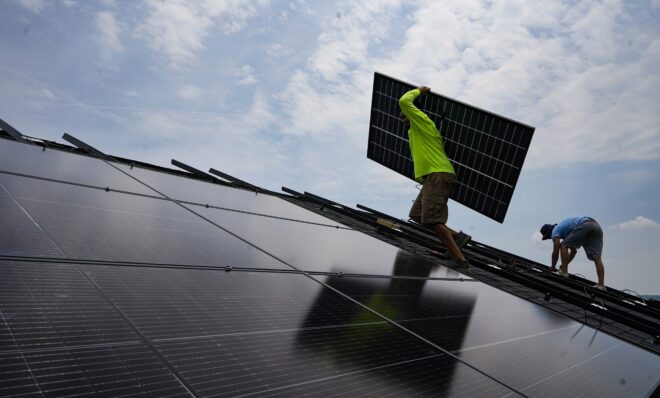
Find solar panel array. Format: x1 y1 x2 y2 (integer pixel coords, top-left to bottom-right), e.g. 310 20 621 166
367 72 536 223
1 135 659 397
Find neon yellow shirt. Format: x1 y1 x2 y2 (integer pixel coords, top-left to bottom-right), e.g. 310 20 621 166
399 89 455 182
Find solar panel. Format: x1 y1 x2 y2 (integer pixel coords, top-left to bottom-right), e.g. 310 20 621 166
367 72 536 223
2 136 659 397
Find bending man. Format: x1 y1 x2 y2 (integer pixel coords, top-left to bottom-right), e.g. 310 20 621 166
540 216 606 290
399 85 470 269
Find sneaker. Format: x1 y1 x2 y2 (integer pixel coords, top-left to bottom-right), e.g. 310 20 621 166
594 285 607 291
453 258 472 274
556 270 569 277
453 231 472 249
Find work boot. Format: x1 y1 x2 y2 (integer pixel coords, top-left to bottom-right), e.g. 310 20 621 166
453 231 472 249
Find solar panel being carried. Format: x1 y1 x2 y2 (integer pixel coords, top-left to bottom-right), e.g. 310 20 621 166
367 72 535 223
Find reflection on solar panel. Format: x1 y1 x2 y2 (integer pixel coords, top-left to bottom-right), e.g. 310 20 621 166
1 128 659 397
367 72 536 222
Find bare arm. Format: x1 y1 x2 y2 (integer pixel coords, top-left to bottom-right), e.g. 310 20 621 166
550 237 561 271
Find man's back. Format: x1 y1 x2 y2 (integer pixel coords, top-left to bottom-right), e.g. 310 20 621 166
399 88 454 182
552 216 591 239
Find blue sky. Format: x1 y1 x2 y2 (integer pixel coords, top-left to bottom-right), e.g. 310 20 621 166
1 0 658 294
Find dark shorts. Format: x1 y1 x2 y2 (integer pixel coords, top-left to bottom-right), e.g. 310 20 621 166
409 172 456 225
563 219 604 260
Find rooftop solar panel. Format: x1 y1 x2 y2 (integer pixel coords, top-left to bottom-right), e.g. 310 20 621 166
367 72 536 222
0 138 151 194
1 135 658 397
0 173 287 269
315 276 660 396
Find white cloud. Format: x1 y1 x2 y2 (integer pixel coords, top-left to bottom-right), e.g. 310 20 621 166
285 0 659 172
39 88 57 100
135 0 268 68
280 70 368 138
15 0 46 13
95 11 124 62
308 0 401 82
128 89 278 178
177 84 203 101
279 0 405 138
266 43 290 57
136 1 210 68
237 65 258 86
239 90 276 133
125 90 139 97
611 216 660 231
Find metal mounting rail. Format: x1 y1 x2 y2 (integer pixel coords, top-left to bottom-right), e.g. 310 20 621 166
208 168 260 191
358 201 660 323
283 187 445 251
62 133 106 158
468 252 660 340
171 159 223 183
355 203 451 247
0 118 30 144
467 240 660 320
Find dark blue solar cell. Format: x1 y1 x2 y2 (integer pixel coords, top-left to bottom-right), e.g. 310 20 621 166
317 274 660 397
0 172 288 269
0 139 150 194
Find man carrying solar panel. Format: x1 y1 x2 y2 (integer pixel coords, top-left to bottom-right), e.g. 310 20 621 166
539 217 606 290
399 86 471 271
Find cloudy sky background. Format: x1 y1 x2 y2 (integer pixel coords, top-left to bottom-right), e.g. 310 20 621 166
1 0 658 293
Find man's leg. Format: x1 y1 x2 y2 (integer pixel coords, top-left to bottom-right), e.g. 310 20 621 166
592 255 605 287
408 187 423 225
433 223 465 262
419 173 467 263
584 221 605 287
559 244 573 273
560 223 592 274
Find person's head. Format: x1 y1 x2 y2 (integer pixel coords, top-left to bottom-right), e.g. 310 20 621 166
540 224 556 240
399 111 410 127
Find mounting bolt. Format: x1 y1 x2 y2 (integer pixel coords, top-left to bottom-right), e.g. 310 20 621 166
224 265 232 272
544 292 551 302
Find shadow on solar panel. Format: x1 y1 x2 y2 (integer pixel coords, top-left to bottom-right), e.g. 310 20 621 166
367 72 536 223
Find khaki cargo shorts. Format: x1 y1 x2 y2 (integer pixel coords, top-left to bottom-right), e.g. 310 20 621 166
409 172 456 225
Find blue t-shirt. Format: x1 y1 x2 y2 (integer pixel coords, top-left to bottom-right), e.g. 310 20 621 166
551 216 591 239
